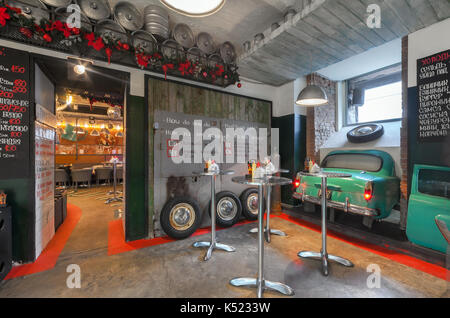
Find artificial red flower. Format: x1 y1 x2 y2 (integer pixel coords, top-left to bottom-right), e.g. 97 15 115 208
178 60 191 76
162 63 174 80
91 37 104 51
43 33 52 42
215 64 225 76
0 7 11 27
122 43 129 51
136 52 149 68
105 47 112 64
152 52 162 60
19 27 32 38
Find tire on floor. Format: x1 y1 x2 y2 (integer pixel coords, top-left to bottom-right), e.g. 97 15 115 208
160 196 202 239
239 188 262 221
208 191 242 228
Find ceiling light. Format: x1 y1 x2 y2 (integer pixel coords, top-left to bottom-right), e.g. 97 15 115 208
295 85 328 107
160 0 225 17
74 64 86 75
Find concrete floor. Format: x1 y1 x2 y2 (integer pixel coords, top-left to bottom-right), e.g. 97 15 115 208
0 187 448 298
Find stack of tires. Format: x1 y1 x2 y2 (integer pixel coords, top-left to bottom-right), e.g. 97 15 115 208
160 188 260 239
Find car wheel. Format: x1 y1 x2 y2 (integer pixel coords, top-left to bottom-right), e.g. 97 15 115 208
240 188 262 220
160 197 202 239
347 124 384 143
208 191 242 228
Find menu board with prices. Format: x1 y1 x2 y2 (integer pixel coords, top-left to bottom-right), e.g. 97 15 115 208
417 49 450 142
0 46 30 178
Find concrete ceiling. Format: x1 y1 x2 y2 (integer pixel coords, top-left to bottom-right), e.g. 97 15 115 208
237 0 450 86
107 0 299 56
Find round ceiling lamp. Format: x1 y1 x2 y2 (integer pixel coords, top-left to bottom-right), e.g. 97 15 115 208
74 64 86 75
295 85 328 106
160 0 226 17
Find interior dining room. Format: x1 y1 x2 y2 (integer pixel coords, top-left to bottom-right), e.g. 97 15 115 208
0 0 448 309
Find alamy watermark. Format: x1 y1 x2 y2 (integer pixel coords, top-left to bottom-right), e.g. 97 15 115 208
66 264 81 289
367 4 381 29
169 121 279 164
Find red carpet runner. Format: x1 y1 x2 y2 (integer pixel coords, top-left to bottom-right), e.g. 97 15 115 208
5 204 82 280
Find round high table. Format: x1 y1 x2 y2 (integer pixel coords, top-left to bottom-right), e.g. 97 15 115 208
230 176 294 298
249 169 290 242
105 161 123 205
297 171 354 276
192 170 236 261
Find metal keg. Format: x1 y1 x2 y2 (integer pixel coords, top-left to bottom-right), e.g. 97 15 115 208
161 39 184 60
95 19 128 44
132 30 156 55
172 23 195 49
144 5 169 41
55 6 92 31
8 0 49 22
271 22 280 32
242 41 251 53
196 32 215 55
187 47 206 64
76 0 110 21
220 41 236 64
207 53 223 69
41 0 71 7
113 1 143 32
284 8 296 23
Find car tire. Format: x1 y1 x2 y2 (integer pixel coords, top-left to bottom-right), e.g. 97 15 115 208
240 188 263 220
347 124 384 143
208 191 242 228
160 196 202 239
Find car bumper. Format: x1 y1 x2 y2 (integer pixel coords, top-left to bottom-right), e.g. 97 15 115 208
293 192 379 217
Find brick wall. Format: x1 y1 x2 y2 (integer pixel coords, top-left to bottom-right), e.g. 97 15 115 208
400 36 409 229
306 73 337 163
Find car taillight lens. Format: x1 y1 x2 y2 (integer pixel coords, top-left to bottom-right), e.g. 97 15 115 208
364 182 373 201
293 178 301 188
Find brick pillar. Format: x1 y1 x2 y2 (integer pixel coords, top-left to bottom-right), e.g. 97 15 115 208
400 36 409 230
305 73 337 164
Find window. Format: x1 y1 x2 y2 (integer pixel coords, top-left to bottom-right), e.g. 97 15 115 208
418 169 450 199
322 154 382 172
346 64 402 125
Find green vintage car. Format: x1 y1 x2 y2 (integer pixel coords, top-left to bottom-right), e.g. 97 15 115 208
293 150 400 219
406 165 450 253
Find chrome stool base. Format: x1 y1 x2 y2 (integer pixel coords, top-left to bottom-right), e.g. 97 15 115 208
230 277 295 298
249 228 287 243
193 241 235 261
298 251 354 276
105 197 123 204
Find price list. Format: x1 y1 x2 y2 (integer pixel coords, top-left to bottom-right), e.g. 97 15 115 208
417 49 450 142
0 46 30 178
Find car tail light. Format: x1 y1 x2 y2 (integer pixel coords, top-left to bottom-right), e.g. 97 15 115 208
293 178 301 188
364 181 373 201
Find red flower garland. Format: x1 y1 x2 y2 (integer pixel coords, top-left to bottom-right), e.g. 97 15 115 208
0 7 11 27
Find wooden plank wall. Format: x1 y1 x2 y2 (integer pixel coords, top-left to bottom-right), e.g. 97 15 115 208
147 77 272 234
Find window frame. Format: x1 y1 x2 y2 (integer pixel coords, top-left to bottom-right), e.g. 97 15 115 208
344 63 403 127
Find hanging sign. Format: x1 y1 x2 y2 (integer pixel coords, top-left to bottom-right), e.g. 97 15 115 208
0 46 31 178
417 49 450 142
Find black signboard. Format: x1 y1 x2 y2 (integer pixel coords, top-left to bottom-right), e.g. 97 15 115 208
0 47 30 178
417 49 450 142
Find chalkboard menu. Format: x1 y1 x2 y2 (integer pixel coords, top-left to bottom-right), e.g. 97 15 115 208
417 49 450 142
0 47 30 179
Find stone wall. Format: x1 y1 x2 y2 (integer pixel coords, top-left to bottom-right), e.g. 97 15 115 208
306 73 337 163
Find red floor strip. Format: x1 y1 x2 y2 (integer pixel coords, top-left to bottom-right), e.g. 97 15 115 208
276 213 449 282
5 204 82 280
108 218 257 256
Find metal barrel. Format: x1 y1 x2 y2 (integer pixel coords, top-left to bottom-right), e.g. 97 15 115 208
143 5 169 41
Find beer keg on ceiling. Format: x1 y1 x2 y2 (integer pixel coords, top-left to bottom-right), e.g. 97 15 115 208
76 0 110 21
144 5 170 42
113 1 143 32
95 19 128 61
220 41 236 64
132 30 157 55
41 0 71 7
8 0 50 22
172 23 195 49
161 39 184 60
187 47 206 64
196 32 216 55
